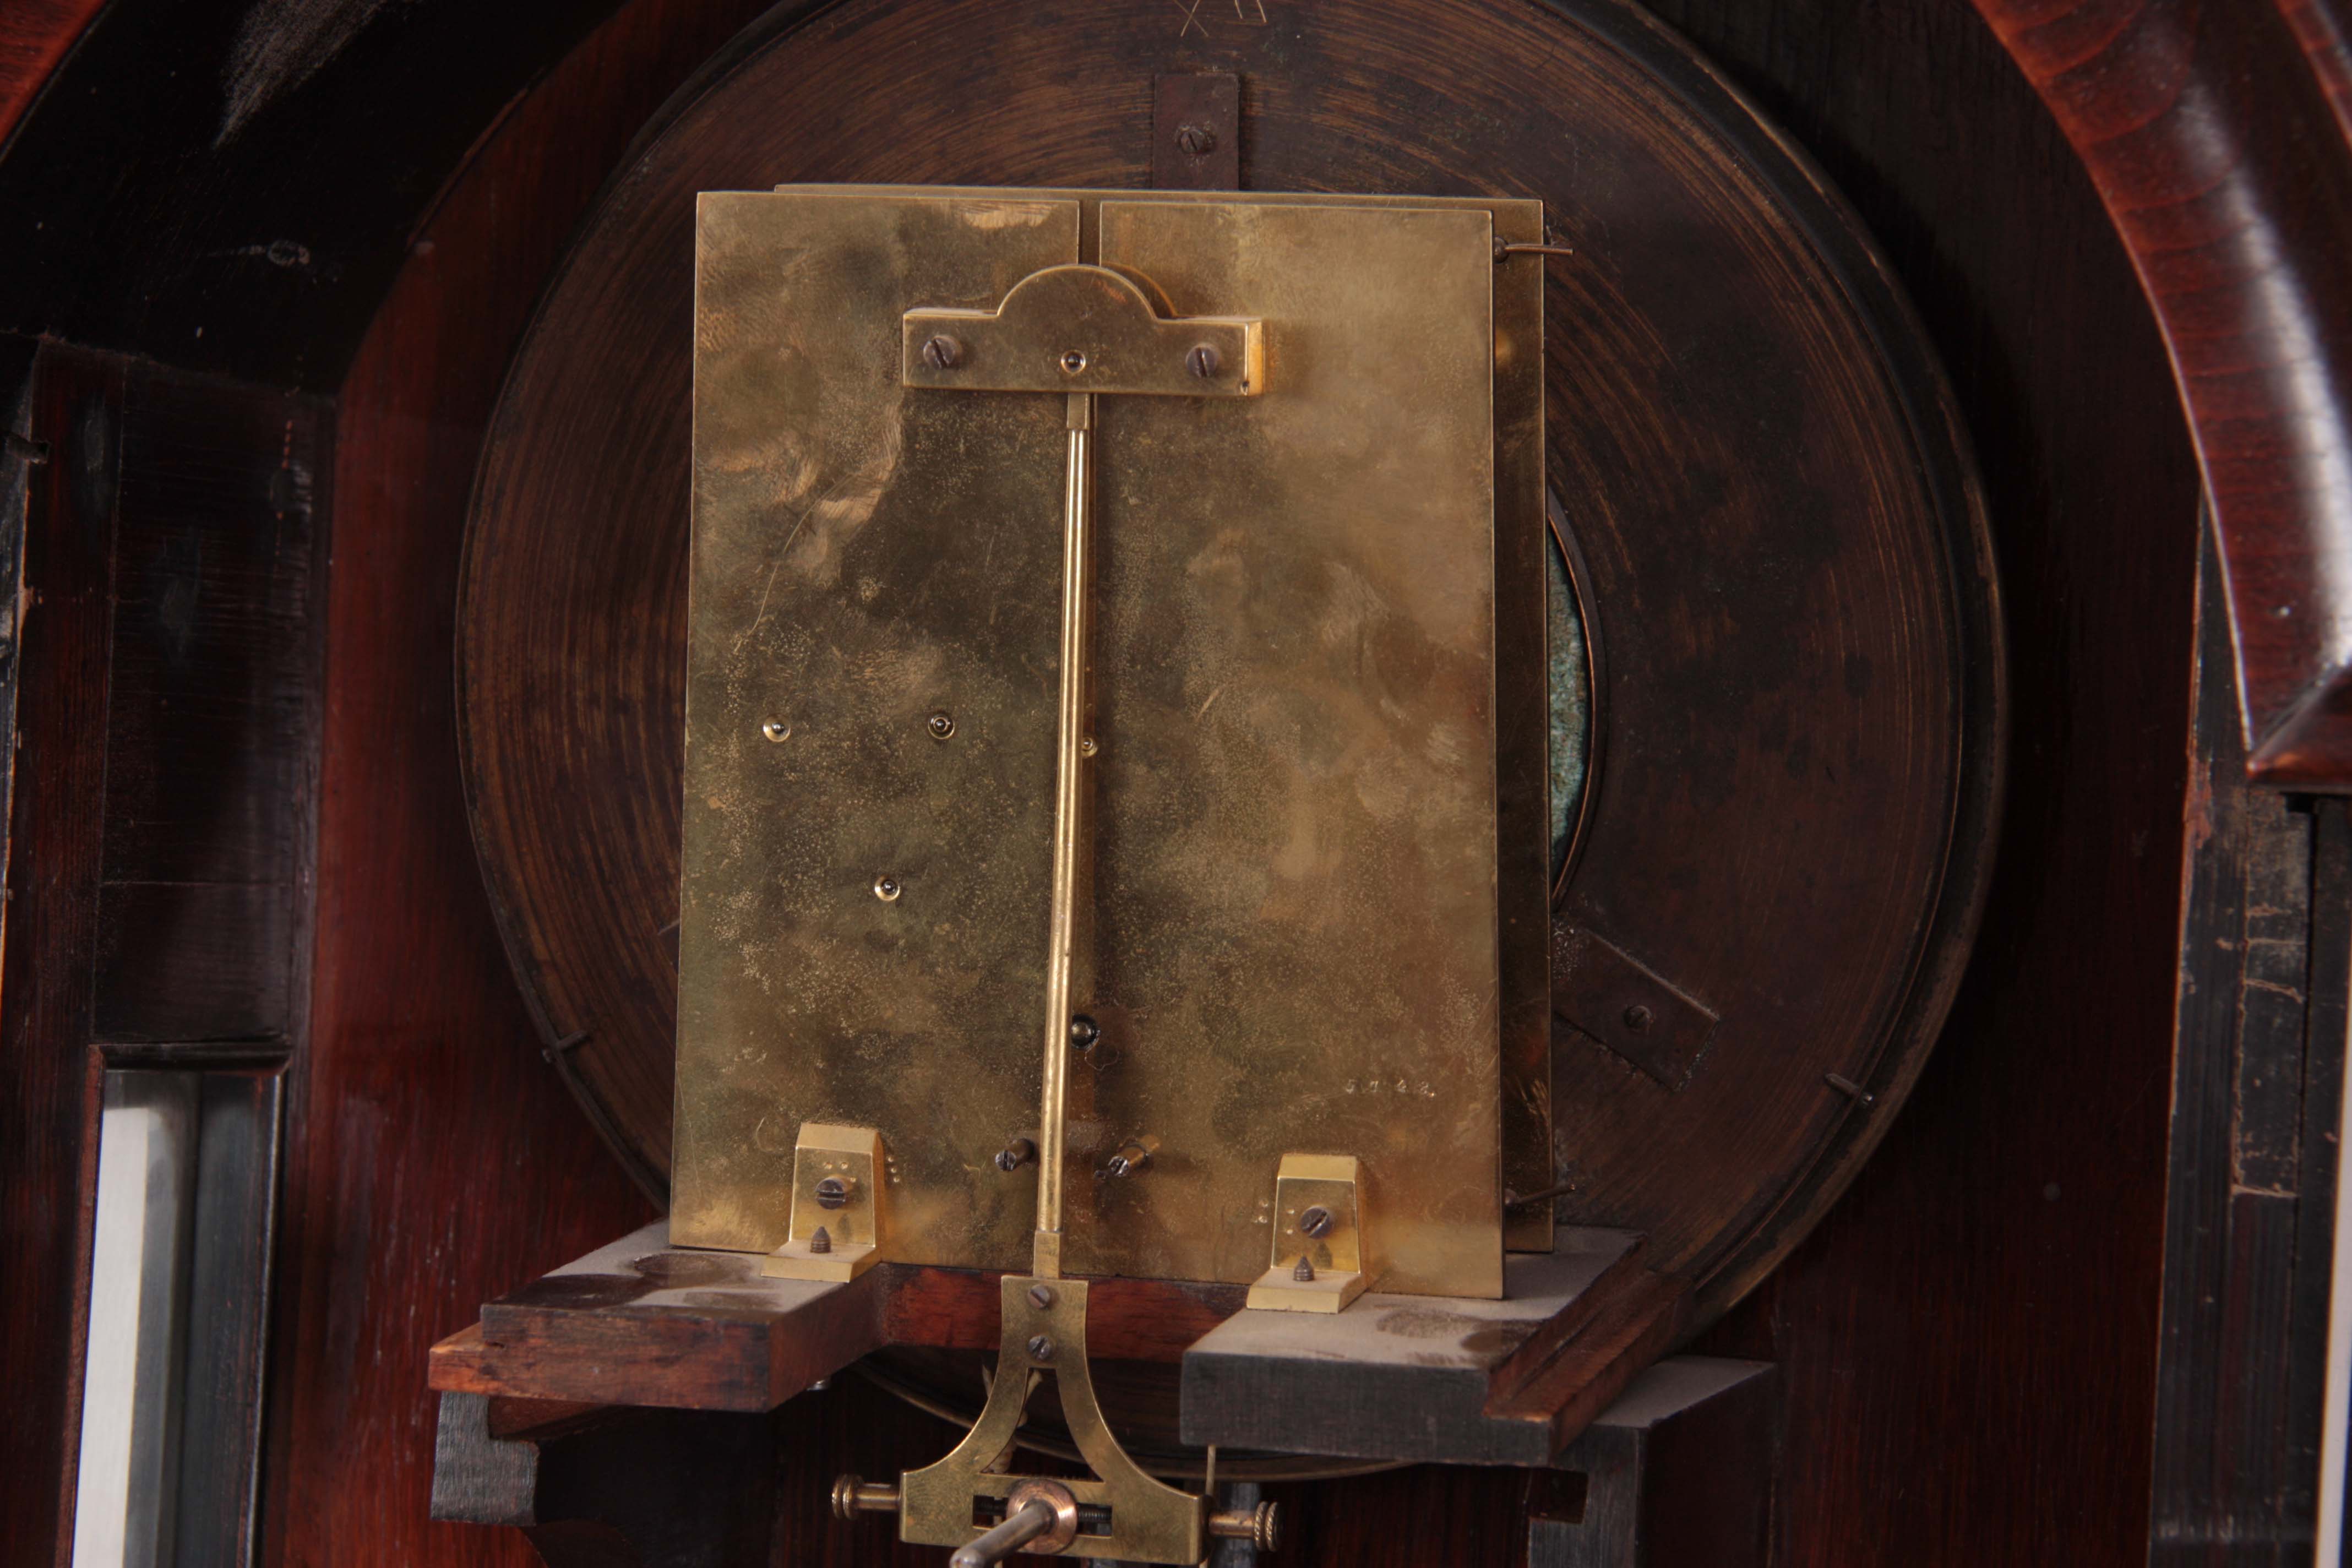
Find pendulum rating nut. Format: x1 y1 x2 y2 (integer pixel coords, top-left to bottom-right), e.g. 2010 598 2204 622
830 1475 902 1521
1209 1499 1283 1551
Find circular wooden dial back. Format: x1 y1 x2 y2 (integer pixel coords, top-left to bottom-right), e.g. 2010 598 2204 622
456 0 1999 1327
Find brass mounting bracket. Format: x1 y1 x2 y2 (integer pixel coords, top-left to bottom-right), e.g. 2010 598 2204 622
760 1123 887 1282
899 1275 1211 1564
1247 1153 1372 1312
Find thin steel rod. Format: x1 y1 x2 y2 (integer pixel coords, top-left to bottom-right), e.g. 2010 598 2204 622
1034 391 1095 1278
949 1501 1058 1568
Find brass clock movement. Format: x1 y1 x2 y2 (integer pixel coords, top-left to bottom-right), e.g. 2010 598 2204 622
451 8 2003 1564
677 186 1552 1560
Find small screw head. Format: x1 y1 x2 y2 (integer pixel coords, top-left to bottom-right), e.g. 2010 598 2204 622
1027 1283 1055 1310
814 1175 851 1210
927 711 956 740
921 335 963 370
807 1226 832 1255
873 874 902 902
761 719 791 742
1292 1256 1316 1282
1622 1004 1654 1033
1027 1334 1055 1362
994 1137 1036 1173
1175 123 1216 157
1079 735 1098 758
1069 1014 1101 1049
1060 350 1088 375
1186 344 1221 379
1298 1205 1336 1239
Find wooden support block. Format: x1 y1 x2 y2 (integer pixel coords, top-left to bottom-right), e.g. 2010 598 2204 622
430 1391 776 1566
1179 1229 1683 1466
430 1224 885 1412
1532 1357 1776 1567
428 1222 1254 1411
429 1220 1684 1472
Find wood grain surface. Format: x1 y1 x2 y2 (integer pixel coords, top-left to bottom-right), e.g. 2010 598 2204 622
1650 4 2202 1562
0 0 105 148
257 4 791 1561
0 0 2229 1562
1971 0 2352 786
0 342 337 1567
0 343 119 1568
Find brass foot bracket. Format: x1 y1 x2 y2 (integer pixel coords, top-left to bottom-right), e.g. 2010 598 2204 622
835 1274 1273 1564
763 1123 887 1282
1247 1153 1371 1312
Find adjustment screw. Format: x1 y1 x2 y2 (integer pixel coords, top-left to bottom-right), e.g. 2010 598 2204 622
1027 1283 1055 1310
995 1136 1037 1172
814 1175 852 1210
927 710 956 740
1175 123 1216 157
1069 1014 1101 1050
922 335 963 370
874 873 902 902
1298 1205 1336 1239
808 1226 832 1255
761 719 791 742
1186 344 1221 380
1622 1004 1654 1033
1027 1334 1055 1362
1292 1255 1315 1282
1099 1141 1152 1179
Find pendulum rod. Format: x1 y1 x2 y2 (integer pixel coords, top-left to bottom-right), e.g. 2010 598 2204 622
1034 390 1095 1281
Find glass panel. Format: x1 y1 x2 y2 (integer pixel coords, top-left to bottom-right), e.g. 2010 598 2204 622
72 1070 280 1568
73 1072 198 1568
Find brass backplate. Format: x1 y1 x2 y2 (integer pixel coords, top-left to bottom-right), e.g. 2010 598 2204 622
675 187 1545 1297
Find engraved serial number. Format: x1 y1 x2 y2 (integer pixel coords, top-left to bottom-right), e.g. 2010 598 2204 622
1342 1077 1436 1098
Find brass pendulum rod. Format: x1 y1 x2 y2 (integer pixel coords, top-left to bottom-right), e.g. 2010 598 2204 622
1033 390 1096 1281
